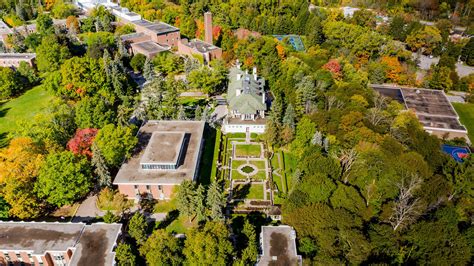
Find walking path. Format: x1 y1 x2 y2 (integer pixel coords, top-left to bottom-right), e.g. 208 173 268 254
72 195 104 223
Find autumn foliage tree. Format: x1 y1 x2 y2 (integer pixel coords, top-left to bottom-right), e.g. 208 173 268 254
322 59 342 79
381 56 403 83
67 128 99 157
0 137 44 219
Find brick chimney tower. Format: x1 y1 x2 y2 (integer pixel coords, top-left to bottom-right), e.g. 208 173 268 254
204 12 213 44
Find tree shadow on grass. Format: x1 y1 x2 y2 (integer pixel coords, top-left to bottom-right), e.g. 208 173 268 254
233 183 251 200
155 209 180 230
0 106 10 118
0 132 10 148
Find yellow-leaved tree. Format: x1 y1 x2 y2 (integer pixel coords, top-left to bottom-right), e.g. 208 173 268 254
0 137 45 219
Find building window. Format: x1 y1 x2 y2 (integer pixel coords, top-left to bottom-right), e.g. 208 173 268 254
134 185 138 189
158 185 162 191
146 185 151 191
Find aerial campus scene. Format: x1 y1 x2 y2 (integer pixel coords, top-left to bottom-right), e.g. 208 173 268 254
0 0 473 265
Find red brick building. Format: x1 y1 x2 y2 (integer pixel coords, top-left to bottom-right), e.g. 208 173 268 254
113 121 205 201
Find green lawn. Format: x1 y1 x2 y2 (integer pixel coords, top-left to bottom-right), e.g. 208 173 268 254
154 198 177 213
253 171 267 180
210 129 222 182
235 143 262 158
251 160 266 169
0 86 54 145
247 184 264 200
231 159 248 169
232 170 247 180
233 183 264 200
453 103 474 142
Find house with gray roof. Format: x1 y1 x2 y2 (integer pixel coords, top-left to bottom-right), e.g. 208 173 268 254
223 65 267 134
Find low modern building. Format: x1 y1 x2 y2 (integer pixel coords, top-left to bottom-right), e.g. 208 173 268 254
177 12 222 64
223 65 267 134
0 221 121 266
113 121 205 200
258 225 302 266
0 53 36 68
371 84 469 142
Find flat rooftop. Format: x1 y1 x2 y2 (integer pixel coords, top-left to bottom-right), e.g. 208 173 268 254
0 222 121 266
141 131 185 165
259 226 301 266
183 39 221 53
131 41 169 54
0 20 13 35
0 53 36 60
114 121 205 185
132 19 179 35
371 84 467 132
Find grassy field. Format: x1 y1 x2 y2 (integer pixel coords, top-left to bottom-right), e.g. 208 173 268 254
247 184 264 199
232 170 247 180
453 103 474 142
0 86 54 145
235 143 262 158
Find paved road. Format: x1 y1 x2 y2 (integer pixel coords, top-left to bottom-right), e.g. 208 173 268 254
414 53 474 78
72 195 104 223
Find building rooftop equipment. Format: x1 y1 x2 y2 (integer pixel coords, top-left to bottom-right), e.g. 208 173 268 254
113 121 205 185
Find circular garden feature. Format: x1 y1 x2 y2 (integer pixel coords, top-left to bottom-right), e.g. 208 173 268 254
241 165 256 174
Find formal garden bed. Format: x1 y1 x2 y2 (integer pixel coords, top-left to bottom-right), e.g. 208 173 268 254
234 143 262 158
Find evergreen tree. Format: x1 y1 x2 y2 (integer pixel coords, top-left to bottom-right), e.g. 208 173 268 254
115 243 136 266
128 212 147 245
193 184 207 222
177 105 186 120
194 105 202 121
91 143 111 187
201 106 209 122
240 220 258 265
143 57 155 81
283 104 296 129
176 180 196 219
103 49 111 78
206 181 226 221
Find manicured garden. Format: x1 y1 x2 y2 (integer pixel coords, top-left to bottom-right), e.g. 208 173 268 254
233 183 264 200
234 143 262 157
453 103 474 142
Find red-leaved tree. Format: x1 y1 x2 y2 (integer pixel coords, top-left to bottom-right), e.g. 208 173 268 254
67 128 99 158
322 59 342 79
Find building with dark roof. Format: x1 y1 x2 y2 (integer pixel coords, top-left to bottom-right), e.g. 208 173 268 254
113 121 205 200
258 225 302 266
223 65 267 134
131 19 180 48
0 222 121 266
371 84 469 141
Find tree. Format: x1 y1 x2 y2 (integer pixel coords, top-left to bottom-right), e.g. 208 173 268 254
460 37 474 66
35 151 93 207
283 104 296 129
183 221 234 265
75 97 116 128
91 142 112 187
206 181 226 220
0 138 44 219
51 0 76 19
188 65 227 95
67 128 99 157
176 180 196 219
194 105 202 120
103 210 120 223
351 9 376 28
36 36 71 73
239 220 258 265
128 212 147 245
0 67 22 100
36 13 54 35
94 124 137 167
66 15 80 35
17 61 39 85
389 175 423 231
406 26 442 55
115 243 136 266
130 53 146 72
177 105 186 120
427 65 453 91
140 229 183 266
193 184 207 222
143 57 155 81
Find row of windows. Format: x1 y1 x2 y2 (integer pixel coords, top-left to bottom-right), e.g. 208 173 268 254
141 163 177 170
134 185 163 191
226 125 265 129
